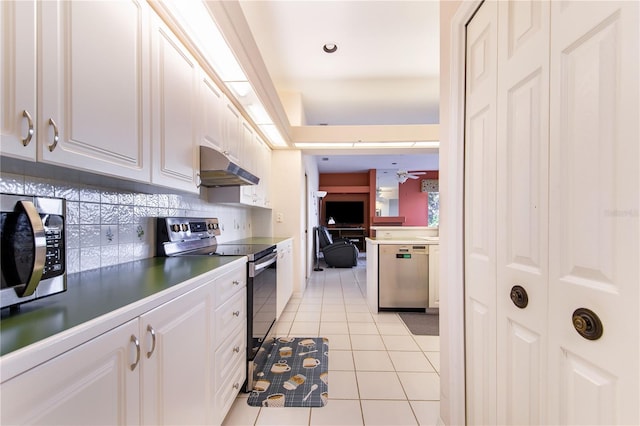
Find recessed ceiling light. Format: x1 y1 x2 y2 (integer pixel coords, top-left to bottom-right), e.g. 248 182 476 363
323 43 338 53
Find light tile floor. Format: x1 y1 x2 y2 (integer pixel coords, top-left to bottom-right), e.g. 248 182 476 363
222 258 440 426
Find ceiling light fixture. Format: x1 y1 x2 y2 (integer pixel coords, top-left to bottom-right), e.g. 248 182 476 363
323 43 338 53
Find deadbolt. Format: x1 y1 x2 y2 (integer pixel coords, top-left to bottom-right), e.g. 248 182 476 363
510 285 528 309
572 308 603 340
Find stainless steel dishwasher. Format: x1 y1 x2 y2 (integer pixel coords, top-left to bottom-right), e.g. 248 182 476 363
378 244 429 310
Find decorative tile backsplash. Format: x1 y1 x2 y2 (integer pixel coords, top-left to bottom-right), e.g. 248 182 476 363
1 171 254 274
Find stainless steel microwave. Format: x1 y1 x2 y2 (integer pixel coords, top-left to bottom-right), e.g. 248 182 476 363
0 193 66 310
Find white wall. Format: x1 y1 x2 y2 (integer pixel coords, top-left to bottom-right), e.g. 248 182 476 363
302 154 320 280
271 150 306 295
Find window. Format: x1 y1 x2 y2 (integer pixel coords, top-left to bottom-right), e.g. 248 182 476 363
428 192 439 227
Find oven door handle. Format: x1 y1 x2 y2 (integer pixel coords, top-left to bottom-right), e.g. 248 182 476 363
16 200 46 297
252 251 277 274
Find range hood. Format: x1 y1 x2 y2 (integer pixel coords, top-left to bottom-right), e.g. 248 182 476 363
199 146 259 187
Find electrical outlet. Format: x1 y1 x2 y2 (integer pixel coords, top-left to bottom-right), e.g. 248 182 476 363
276 212 284 223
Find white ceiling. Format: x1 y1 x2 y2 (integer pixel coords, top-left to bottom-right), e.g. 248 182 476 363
236 0 440 172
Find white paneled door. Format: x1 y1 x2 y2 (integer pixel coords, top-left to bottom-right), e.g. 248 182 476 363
547 1 639 424
465 1 639 424
463 1 498 424
495 1 550 425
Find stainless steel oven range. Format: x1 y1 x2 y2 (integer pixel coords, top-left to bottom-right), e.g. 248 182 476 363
1 193 66 310
155 217 277 392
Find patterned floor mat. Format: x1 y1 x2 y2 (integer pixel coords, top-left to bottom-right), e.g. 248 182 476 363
247 337 328 407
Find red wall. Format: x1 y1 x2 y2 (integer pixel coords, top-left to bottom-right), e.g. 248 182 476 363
319 170 438 228
399 171 439 226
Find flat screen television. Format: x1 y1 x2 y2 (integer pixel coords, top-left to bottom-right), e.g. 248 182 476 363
325 201 364 225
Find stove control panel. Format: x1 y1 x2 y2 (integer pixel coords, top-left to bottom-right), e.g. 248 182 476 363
159 217 220 242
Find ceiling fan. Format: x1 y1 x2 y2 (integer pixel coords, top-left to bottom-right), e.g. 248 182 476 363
396 170 426 183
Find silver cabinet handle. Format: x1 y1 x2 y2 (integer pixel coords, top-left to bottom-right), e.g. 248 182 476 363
233 346 240 353
22 110 34 146
16 201 46 297
196 173 202 188
146 324 156 358
233 310 240 317
48 118 59 151
130 335 141 371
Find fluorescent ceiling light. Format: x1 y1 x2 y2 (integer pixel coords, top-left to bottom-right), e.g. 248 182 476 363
160 0 247 82
295 141 440 149
295 143 355 149
227 81 253 98
247 104 272 125
260 124 287 147
413 141 440 148
356 142 415 148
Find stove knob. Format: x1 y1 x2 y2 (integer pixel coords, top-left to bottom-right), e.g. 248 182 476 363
182 224 189 232
171 224 180 232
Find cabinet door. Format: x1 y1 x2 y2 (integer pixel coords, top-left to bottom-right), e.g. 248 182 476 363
140 283 213 426
200 74 224 153
222 99 241 163
276 240 293 318
39 0 151 182
150 17 198 193
0 319 140 425
255 135 272 207
240 121 256 204
0 0 37 161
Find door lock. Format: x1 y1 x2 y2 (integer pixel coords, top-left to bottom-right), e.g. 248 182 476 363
572 308 603 340
510 285 528 309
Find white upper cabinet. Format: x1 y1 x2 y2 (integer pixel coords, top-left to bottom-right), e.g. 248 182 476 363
0 1 37 161
38 0 152 182
222 99 242 164
150 15 198 193
200 74 224 153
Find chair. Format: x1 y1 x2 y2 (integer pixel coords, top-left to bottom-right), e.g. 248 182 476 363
316 226 359 268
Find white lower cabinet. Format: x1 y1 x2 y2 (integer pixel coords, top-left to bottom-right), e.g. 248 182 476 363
0 319 140 425
213 266 247 425
0 262 248 425
140 283 214 425
276 239 294 319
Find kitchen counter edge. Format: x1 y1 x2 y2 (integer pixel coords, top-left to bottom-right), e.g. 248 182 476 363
365 237 440 245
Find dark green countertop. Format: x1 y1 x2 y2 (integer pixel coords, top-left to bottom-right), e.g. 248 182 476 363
0 256 244 357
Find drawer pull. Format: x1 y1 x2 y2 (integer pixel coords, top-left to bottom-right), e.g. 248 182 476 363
130 335 140 371
233 382 240 389
232 280 240 286
233 346 241 353
233 310 240 317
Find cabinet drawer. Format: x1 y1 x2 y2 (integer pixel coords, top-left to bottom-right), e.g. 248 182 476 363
215 267 246 308
214 326 246 385
215 290 246 344
215 357 245 425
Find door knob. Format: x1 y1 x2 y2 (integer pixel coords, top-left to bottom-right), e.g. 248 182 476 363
572 308 603 340
510 285 528 309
